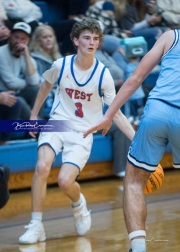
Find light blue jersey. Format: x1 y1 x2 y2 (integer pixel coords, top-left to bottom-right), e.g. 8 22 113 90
148 29 180 108
128 29 180 171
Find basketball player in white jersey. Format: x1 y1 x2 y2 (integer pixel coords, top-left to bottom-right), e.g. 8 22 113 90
19 18 135 244
84 29 180 252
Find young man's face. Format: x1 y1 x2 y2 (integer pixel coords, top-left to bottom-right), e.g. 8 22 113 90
73 30 100 55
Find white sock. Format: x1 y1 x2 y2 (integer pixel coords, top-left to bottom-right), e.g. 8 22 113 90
31 212 43 223
131 238 146 252
72 194 82 207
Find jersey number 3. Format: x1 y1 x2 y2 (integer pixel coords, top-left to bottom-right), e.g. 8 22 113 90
75 102 83 118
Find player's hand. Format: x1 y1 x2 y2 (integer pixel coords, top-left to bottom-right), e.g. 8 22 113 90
29 114 38 138
83 116 112 138
29 131 38 138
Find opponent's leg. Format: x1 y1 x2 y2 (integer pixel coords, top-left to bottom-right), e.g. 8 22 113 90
123 161 150 252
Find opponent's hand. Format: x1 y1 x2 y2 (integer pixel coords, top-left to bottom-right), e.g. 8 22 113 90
83 116 112 138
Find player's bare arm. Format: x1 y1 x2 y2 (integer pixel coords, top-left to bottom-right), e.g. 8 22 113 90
83 110 135 140
113 110 135 141
29 80 52 138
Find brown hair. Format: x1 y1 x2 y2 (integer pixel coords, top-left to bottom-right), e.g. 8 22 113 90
70 18 104 46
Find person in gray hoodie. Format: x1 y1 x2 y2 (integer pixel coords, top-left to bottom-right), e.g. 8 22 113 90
0 22 42 119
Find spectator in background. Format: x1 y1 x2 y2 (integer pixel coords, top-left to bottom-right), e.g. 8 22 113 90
95 46 123 91
0 0 11 45
29 24 62 117
86 0 127 38
0 90 21 143
2 0 43 33
116 0 169 50
41 0 90 55
122 58 145 120
0 22 43 120
30 25 61 81
61 0 89 21
147 0 180 29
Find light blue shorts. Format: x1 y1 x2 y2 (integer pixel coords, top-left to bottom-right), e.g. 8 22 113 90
128 99 180 171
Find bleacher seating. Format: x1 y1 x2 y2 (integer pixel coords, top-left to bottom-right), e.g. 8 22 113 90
0 135 113 174
0 134 173 190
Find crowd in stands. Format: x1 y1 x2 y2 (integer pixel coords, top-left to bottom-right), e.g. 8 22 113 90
0 0 179 176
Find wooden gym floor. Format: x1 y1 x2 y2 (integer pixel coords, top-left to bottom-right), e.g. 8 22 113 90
0 169 180 252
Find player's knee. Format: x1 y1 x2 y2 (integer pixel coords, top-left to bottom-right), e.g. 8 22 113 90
58 176 72 192
35 161 51 179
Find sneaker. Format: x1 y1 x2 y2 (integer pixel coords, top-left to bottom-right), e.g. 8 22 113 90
72 193 91 236
0 165 10 209
19 222 46 244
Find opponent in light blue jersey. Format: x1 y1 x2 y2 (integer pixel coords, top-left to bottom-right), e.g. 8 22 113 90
149 29 180 108
83 29 180 252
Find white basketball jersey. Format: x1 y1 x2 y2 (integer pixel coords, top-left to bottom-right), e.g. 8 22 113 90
43 55 116 132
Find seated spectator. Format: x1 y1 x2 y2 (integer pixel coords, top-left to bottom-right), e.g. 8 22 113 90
29 24 62 117
0 90 21 143
116 0 169 50
86 0 126 38
0 0 11 45
95 47 123 92
122 58 145 119
0 22 43 120
85 1 132 69
2 0 43 33
147 0 180 29
30 25 62 78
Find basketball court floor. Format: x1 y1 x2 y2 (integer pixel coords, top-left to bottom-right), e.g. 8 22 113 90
0 169 180 252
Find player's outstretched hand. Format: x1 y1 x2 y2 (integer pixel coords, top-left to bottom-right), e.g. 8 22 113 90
83 116 112 138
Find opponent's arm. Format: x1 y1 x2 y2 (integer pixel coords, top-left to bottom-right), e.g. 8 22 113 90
84 30 173 138
113 110 135 141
